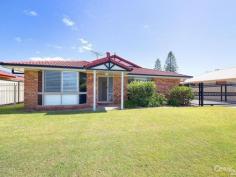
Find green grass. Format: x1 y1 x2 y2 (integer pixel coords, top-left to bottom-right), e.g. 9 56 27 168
0 104 236 177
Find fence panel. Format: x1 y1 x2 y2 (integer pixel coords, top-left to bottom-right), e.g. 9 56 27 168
0 82 24 105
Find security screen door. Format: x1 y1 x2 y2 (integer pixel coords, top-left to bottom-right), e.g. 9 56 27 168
98 77 113 102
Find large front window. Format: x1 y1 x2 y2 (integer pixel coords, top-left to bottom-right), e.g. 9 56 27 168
43 71 87 106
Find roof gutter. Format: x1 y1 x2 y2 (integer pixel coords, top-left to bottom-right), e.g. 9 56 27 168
0 62 85 70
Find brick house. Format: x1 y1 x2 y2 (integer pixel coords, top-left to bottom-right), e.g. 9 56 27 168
1 52 191 110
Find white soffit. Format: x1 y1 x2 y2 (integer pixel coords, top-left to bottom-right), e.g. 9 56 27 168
91 64 107 70
111 65 126 70
91 63 126 71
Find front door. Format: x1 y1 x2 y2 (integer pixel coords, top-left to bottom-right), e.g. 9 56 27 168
98 77 113 102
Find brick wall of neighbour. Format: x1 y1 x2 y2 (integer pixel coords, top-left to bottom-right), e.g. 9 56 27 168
153 78 180 94
24 70 39 109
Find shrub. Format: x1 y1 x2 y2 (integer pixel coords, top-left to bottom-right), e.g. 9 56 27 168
148 93 167 107
124 100 137 108
127 81 156 107
168 86 194 106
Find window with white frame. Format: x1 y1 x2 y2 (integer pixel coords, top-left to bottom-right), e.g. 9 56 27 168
43 70 87 106
128 76 153 83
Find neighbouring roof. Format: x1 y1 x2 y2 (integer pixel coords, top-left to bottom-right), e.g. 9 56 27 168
0 52 191 78
184 67 236 83
0 70 16 78
0 70 24 82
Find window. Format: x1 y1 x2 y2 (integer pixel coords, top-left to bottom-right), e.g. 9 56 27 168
63 72 78 92
79 94 87 104
44 71 61 92
43 71 87 106
128 77 153 83
79 72 87 92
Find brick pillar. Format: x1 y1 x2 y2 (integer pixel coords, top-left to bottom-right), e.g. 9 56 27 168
24 70 38 109
86 72 94 107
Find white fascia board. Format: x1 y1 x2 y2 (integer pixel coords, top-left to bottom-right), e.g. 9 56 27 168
2 65 86 72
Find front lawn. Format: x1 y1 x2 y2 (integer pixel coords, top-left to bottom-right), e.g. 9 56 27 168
0 105 236 177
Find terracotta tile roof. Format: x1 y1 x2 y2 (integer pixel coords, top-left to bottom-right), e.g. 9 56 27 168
129 67 192 78
111 55 141 68
0 70 16 78
0 53 191 78
1 60 89 68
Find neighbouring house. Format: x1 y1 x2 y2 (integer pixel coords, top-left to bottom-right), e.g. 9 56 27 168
0 70 24 105
184 67 236 105
0 52 191 110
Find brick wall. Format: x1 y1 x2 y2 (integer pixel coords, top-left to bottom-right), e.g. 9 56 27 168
86 72 94 106
153 78 180 94
24 70 179 110
24 71 128 110
24 70 38 109
25 70 93 110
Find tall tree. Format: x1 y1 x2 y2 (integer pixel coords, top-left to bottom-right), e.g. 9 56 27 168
164 51 178 72
154 58 162 70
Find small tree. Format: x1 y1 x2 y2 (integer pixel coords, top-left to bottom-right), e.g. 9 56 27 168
164 51 178 72
154 58 162 70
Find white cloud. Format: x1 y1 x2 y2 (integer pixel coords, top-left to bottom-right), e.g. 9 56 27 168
71 38 103 57
79 38 90 45
15 37 22 43
24 10 38 16
30 57 69 61
78 38 93 52
62 16 75 27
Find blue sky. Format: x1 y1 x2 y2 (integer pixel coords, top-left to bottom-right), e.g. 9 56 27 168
0 0 236 76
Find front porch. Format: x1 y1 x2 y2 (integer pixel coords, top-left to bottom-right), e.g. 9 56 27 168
89 71 127 111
